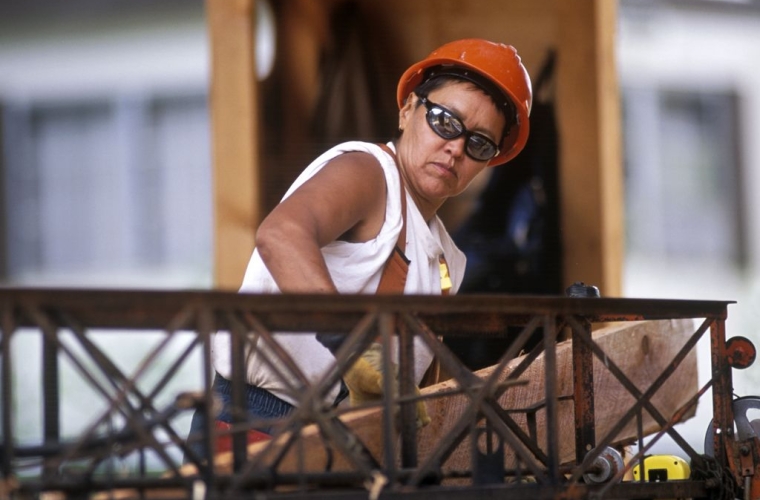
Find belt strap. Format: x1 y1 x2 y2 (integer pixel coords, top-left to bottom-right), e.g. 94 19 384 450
374 144 443 385
376 143 410 294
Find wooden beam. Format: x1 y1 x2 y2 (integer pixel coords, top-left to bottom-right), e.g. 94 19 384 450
206 0 260 290
556 0 624 297
196 319 698 478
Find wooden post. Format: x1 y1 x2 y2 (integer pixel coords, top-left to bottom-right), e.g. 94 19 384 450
205 0 260 290
556 0 624 297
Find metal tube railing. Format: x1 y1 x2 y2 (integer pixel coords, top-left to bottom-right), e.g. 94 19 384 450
0 288 738 499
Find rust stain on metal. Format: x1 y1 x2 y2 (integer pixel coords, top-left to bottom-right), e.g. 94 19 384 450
0 288 739 498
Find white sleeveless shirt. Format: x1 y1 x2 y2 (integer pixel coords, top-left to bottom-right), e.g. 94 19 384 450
211 141 466 405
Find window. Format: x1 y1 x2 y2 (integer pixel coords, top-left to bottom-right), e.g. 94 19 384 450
0 93 212 288
622 87 745 265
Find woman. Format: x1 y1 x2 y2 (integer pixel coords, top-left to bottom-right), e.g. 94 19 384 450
188 38 532 460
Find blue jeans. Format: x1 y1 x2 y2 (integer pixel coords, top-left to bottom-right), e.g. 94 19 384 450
185 373 294 462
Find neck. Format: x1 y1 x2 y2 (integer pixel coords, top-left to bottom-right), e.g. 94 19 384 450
392 140 443 223
398 174 441 223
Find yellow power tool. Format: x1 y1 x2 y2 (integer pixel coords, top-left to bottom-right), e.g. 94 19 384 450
631 455 691 482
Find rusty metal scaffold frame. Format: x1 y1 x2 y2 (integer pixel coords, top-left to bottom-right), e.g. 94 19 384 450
0 288 746 499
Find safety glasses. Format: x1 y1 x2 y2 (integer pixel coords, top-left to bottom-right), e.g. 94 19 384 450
417 94 500 162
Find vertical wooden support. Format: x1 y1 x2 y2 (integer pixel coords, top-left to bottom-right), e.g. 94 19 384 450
556 0 623 297
206 0 260 290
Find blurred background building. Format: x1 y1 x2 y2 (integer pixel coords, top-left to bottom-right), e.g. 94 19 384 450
617 0 760 454
0 0 213 289
1 0 759 462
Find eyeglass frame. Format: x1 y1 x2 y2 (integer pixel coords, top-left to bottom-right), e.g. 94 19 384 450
415 93 501 162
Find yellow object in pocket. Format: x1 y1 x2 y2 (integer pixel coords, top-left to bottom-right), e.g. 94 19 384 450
439 256 452 293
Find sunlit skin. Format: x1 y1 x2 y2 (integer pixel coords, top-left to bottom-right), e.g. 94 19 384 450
396 81 506 222
255 80 505 294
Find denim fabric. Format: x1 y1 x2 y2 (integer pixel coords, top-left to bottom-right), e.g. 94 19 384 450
184 373 294 462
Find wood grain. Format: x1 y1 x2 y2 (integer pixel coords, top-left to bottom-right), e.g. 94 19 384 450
198 319 698 478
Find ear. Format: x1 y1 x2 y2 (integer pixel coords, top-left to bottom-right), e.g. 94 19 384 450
398 92 417 131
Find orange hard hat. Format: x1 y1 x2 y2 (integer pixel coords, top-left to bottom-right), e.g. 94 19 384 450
397 39 533 166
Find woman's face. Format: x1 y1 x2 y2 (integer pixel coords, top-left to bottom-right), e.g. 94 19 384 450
397 81 505 217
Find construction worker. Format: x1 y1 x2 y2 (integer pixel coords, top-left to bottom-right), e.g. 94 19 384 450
186 38 532 461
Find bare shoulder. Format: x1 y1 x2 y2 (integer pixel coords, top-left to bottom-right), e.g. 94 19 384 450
266 150 388 246
321 151 387 183
310 151 387 205
317 151 388 242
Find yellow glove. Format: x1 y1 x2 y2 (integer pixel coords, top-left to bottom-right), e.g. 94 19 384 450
343 355 383 406
343 343 431 429
412 386 431 428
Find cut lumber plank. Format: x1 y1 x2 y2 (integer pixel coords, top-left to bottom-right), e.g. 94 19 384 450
185 319 699 479
420 318 698 473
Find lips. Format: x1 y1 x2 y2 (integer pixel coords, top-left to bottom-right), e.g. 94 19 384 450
431 161 457 180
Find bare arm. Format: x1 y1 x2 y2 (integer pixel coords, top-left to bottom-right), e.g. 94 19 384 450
255 152 388 294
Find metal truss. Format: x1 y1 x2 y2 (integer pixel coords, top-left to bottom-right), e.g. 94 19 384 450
0 289 746 499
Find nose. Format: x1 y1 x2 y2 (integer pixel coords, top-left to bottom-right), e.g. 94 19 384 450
444 135 466 159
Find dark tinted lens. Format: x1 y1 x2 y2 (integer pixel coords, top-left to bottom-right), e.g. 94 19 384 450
466 133 498 161
421 96 499 161
427 106 464 139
